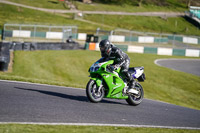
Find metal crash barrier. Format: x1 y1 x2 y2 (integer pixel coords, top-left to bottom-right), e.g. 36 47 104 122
0 42 10 71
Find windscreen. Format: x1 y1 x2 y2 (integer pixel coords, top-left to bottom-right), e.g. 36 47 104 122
96 57 109 63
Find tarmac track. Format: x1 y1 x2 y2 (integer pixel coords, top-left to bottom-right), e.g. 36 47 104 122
0 80 200 129
155 59 200 76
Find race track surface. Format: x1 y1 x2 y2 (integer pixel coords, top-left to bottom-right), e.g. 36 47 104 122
155 59 200 76
0 80 200 129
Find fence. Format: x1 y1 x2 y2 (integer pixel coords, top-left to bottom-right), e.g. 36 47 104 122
2 24 200 51
3 24 78 43
0 42 10 71
84 28 200 57
94 29 200 50
85 42 200 57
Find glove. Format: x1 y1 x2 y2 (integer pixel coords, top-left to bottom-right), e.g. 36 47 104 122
110 65 119 71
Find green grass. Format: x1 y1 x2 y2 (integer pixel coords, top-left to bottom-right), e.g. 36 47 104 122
0 50 200 110
0 3 111 31
0 2 199 36
0 124 199 133
7 0 188 12
7 0 68 9
84 14 200 36
75 1 186 12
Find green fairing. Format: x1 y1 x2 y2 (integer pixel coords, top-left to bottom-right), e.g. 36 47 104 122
89 60 128 99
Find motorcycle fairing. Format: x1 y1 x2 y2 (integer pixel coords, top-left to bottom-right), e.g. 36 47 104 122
90 61 128 99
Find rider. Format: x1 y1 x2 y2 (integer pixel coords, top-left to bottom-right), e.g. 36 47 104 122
99 39 136 90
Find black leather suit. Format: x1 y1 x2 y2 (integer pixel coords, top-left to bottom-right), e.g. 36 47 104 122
101 45 133 82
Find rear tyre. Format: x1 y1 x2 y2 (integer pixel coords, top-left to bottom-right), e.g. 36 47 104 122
126 82 144 106
86 80 104 103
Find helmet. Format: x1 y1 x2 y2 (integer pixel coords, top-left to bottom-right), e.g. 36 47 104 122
99 39 111 56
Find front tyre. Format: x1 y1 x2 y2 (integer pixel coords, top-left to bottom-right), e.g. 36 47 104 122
86 80 104 103
126 82 144 106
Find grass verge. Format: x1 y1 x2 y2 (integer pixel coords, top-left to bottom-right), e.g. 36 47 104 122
0 2 199 36
84 14 200 36
0 50 199 110
0 3 111 31
75 1 186 12
0 124 199 133
7 0 187 12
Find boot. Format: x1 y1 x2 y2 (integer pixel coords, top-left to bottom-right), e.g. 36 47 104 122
122 71 136 91
129 79 136 89
127 80 138 95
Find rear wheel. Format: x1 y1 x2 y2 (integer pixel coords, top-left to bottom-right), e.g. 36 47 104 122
86 80 105 103
126 82 144 106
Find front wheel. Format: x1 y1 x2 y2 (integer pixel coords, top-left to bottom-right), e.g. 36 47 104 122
126 82 144 106
86 80 105 103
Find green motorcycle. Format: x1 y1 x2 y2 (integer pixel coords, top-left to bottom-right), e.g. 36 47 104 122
86 57 145 106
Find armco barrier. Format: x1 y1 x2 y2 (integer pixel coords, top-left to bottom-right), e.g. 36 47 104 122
172 49 186 56
13 30 31 38
85 42 89 50
108 35 125 42
185 49 200 57
85 43 200 57
183 37 198 44
144 47 157 54
154 37 168 43
3 24 78 42
31 31 46 38
2 27 199 45
115 45 128 52
0 42 10 71
128 46 144 53
125 36 138 42
98 34 200 45
157 48 173 56
8 42 79 51
3 30 199 45
100 35 169 44
0 42 80 72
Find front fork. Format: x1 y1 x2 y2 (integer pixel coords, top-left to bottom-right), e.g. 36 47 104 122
91 77 103 94
123 82 128 94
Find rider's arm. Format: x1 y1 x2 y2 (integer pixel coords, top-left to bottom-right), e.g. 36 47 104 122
115 49 125 67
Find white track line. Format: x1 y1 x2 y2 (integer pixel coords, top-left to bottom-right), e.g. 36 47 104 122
0 122 199 130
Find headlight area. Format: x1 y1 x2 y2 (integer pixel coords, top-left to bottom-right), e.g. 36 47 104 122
94 66 100 72
90 66 100 72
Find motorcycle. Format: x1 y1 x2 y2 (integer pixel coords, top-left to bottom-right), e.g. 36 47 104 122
86 57 145 106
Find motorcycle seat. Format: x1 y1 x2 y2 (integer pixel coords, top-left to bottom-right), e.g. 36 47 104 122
133 66 144 70
128 67 144 73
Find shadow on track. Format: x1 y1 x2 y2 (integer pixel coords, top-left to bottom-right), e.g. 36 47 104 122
14 87 126 105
